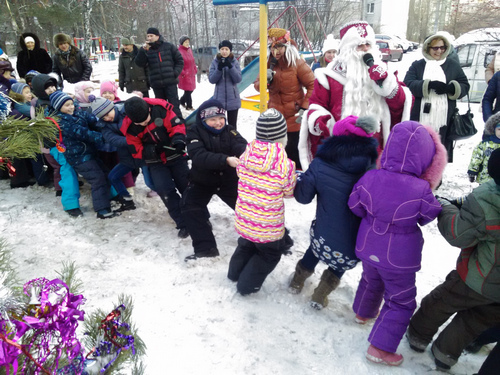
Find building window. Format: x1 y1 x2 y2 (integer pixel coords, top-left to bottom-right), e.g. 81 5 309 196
212 10 217 19
211 28 216 37
367 2 375 14
232 10 238 19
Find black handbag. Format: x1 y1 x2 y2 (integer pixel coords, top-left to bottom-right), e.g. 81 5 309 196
447 94 477 141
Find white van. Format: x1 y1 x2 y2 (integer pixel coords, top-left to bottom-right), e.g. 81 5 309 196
454 28 500 102
454 42 499 102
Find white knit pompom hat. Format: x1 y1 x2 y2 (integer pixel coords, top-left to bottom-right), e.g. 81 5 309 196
322 34 339 54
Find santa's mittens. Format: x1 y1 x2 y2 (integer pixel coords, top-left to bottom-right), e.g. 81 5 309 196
368 64 388 83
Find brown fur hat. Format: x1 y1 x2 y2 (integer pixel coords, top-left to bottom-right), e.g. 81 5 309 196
53 33 72 48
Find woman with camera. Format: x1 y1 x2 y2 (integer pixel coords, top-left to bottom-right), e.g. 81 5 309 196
208 40 242 129
404 32 469 162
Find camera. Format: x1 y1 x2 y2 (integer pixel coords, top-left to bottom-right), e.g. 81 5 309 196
423 102 431 114
221 57 226 64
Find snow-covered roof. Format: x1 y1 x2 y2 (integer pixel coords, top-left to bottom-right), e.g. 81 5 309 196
455 28 500 44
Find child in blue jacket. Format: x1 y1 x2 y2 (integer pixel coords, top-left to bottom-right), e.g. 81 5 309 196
50 91 117 219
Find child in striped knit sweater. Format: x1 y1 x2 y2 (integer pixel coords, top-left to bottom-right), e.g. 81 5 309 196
228 109 297 295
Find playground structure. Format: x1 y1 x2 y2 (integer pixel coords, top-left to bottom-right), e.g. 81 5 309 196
74 36 122 63
185 1 326 125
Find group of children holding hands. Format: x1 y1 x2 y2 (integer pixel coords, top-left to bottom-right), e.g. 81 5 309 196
3 59 499 371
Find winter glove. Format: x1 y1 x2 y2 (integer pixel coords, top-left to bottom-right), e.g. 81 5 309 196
451 196 466 208
223 57 232 68
217 60 225 71
174 142 186 155
295 108 305 124
446 82 456 95
468 173 476 183
267 69 275 85
368 64 388 85
428 80 448 95
435 195 452 207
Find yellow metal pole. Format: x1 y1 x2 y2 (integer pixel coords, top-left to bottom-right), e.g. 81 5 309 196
259 1 268 113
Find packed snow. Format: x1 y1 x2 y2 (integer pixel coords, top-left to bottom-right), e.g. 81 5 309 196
0 49 492 374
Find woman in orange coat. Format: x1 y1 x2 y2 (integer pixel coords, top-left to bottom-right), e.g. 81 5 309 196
254 28 315 169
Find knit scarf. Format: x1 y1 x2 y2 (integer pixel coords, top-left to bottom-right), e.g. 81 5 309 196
419 58 448 132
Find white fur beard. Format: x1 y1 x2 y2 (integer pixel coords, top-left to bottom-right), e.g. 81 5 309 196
340 50 384 123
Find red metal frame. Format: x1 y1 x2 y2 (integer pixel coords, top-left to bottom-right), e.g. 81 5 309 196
73 37 104 54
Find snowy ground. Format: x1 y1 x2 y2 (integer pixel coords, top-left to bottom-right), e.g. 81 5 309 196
0 50 493 374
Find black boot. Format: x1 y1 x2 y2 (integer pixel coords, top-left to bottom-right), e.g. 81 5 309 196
115 195 136 212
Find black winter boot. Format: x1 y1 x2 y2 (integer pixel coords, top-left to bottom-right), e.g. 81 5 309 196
115 195 136 212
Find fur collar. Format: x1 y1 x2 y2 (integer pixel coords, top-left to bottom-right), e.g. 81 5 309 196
485 112 500 135
316 135 378 165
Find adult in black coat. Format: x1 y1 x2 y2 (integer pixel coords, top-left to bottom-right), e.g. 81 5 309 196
404 32 469 162
181 99 247 261
16 32 52 78
52 33 92 84
135 27 184 118
118 39 150 97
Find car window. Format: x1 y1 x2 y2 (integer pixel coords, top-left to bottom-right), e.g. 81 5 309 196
377 42 388 49
455 44 477 68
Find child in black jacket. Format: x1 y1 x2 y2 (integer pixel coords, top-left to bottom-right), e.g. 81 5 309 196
181 99 247 261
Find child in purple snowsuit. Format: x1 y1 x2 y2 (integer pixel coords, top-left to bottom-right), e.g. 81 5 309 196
348 121 447 366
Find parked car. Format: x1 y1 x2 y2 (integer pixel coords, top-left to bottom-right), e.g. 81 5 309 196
409 40 420 50
193 46 217 73
376 34 411 53
455 41 500 102
393 35 413 52
376 40 403 62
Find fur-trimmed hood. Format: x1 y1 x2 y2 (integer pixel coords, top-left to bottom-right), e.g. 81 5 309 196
485 111 500 135
381 121 447 190
316 135 378 172
19 32 42 52
422 32 452 61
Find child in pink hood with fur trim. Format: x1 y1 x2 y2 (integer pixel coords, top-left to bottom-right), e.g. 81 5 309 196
347 121 447 366
100 80 121 102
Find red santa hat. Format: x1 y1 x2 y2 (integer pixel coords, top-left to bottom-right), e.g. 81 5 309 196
338 21 376 51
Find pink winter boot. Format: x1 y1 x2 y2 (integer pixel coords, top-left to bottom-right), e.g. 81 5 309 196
366 344 403 366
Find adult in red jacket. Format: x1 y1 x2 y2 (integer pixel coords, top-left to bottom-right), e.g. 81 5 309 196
178 35 197 111
121 97 189 238
298 21 413 170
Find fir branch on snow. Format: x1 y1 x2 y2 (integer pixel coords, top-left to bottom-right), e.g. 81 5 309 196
0 109 58 163
82 294 146 374
0 239 20 289
56 261 85 296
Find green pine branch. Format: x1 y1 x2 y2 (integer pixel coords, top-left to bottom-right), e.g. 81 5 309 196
82 294 146 374
0 109 58 164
